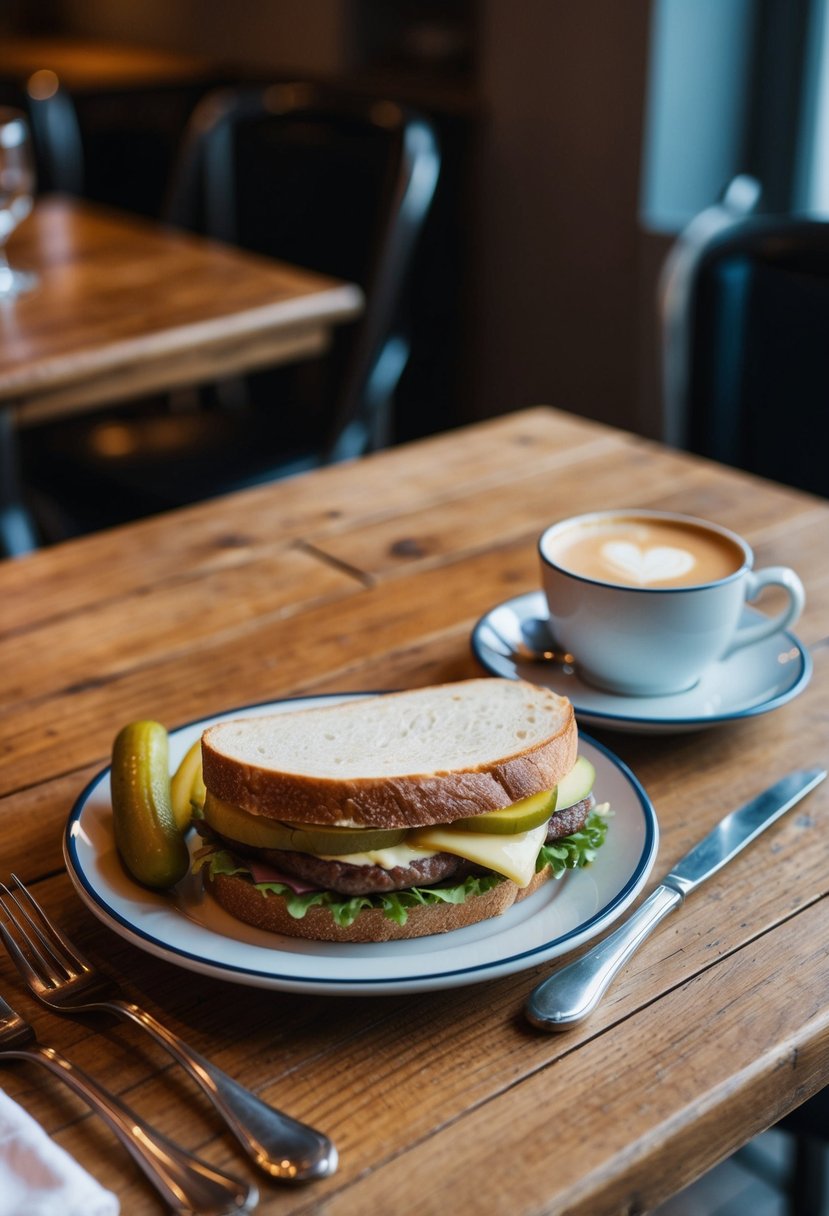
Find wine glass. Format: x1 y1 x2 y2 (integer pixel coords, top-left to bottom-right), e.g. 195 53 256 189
0 108 37 297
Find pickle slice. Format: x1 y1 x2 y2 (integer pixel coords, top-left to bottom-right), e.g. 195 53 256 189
203 792 294 848
280 821 407 854
111 720 190 890
170 737 204 830
203 793 406 854
449 788 557 835
447 756 596 836
555 756 595 809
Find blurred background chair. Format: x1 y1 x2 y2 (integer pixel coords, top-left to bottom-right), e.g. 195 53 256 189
660 175 829 499
20 81 440 541
0 73 84 194
775 1090 828 1216
661 175 828 1216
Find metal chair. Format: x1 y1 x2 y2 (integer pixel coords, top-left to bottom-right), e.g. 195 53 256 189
776 1090 829 1216
0 75 84 194
20 82 440 540
660 176 829 499
662 181 828 1213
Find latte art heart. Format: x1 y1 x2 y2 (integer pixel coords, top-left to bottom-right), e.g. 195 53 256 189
601 541 696 585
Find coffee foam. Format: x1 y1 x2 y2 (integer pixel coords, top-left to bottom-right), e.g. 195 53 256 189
545 517 744 588
600 541 696 585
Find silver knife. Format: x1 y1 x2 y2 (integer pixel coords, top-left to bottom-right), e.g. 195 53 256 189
525 766 826 1032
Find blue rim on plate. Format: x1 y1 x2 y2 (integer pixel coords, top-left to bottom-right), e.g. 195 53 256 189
471 591 812 734
63 693 659 996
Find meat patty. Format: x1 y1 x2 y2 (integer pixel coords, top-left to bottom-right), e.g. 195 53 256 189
261 847 463 895
545 795 593 842
216 794 595 896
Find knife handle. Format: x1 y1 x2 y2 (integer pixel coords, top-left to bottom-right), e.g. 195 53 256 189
525 883 683 1031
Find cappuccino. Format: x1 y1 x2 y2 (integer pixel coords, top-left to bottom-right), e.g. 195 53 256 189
543 515 744 589
538 509 805 694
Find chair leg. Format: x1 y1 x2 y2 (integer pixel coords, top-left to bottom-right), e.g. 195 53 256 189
788 1134 827 1216
0 407 41 556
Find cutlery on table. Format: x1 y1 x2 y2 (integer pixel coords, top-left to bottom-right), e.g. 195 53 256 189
485 613 573 667
0 876 337 1182
525 766 827 1032
0 991 256 1214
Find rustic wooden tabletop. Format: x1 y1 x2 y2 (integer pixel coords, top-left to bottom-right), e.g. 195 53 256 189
0 406 826 1214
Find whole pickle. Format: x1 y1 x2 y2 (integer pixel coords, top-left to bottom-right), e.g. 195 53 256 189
111 720 190 889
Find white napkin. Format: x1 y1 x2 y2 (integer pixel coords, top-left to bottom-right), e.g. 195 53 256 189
0 1088 119 1216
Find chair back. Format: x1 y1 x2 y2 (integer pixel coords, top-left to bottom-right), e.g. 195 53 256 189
660 177 829 497
165 82 441 459
0 77 84 194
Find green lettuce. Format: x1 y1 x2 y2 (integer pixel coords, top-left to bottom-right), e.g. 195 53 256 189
535 805 611 876
195 806 611 927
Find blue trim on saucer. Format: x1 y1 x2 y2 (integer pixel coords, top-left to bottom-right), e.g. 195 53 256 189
471 591 812 731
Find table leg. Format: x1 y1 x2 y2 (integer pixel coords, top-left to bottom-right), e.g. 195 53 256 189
0 406 41 557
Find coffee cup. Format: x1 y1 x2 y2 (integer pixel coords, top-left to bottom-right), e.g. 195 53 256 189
538 509 805 696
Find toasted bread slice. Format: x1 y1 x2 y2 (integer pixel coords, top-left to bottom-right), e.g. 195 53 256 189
201 679 577 829
205 863 553 943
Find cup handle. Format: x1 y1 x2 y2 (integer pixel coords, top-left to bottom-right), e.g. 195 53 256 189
723 566 806 657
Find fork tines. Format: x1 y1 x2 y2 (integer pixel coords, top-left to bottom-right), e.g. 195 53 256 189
0 876 90 990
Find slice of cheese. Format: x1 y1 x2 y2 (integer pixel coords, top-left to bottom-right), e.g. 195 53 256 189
315 844 439 870
407 821 548 887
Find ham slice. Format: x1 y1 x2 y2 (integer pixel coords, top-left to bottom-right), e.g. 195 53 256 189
247 859 319 895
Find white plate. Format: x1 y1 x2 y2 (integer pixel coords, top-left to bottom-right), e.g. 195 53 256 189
472 591 812 735
63 694 658 996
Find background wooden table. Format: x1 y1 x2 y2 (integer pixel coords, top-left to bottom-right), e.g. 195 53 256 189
0 196 362 554
0 406 826 1214
1 197 362 424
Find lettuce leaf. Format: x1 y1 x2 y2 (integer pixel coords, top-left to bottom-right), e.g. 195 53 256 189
536 804 612 877
195 804 611 927
196 846 504 926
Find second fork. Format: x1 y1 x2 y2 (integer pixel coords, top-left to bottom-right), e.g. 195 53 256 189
0 877 337 1183
0 991 256 1214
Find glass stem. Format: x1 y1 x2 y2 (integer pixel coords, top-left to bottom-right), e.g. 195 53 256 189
0 248 12 292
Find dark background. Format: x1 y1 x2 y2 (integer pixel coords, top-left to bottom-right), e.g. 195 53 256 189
2 0 661 450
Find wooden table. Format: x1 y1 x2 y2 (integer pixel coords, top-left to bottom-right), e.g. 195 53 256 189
0 406 826 1215
0 196 362 555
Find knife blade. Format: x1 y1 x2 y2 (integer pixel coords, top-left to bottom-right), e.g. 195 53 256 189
525 766 826 1032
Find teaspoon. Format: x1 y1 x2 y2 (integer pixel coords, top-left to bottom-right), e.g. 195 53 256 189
485 614 575 669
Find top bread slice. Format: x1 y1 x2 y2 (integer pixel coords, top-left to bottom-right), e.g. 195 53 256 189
201 678 577 829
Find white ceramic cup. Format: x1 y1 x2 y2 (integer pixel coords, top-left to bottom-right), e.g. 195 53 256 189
538 509 805 696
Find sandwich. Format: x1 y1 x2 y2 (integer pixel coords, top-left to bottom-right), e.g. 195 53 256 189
194 678 609 942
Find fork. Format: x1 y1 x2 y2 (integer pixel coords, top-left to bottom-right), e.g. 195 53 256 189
0 877 337 1182
0 991 256 1214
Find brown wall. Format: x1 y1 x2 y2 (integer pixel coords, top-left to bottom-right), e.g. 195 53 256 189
470 0 652 433
52 0 361 76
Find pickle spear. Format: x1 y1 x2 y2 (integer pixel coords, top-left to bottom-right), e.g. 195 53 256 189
111 720 190 889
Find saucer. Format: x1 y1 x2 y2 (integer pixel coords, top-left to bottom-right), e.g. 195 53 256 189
471 590 812 734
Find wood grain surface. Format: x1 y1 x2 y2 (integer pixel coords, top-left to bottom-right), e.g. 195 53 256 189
1 197 362 422
0 406 826 1215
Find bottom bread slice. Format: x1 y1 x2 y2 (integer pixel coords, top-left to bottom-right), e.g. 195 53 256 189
205 865 552 943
